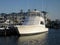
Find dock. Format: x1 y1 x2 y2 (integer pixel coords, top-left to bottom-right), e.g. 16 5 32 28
0 26 19 36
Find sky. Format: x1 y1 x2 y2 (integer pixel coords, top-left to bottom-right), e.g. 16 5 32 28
0 0 60 20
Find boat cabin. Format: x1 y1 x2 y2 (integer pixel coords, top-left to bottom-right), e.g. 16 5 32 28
22 10 45 27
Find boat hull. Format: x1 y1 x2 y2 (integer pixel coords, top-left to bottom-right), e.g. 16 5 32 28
16 25 48 35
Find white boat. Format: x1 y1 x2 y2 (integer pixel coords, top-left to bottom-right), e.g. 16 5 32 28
15 10 48 35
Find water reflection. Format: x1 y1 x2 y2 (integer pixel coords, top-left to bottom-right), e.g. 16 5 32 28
1 29 60 45
18 32 48 45
0 32 48 45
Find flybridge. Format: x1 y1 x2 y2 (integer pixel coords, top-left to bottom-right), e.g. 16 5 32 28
25 9 43 17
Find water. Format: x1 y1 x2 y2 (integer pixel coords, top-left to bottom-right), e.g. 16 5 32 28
0 29 60 45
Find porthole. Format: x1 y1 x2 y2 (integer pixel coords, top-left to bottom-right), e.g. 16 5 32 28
40 21 44 25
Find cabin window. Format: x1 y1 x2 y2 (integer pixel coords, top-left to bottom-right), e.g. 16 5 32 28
40 21 44 25
37 13 40 16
